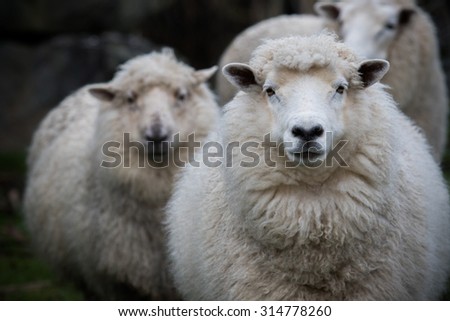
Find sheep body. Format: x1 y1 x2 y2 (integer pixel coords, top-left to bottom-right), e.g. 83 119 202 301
391 1 448 160
167 34 450 300
24 50 219 299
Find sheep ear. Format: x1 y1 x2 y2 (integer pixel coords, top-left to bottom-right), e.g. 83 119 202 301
193 66 218 84
399 8 415 25
358 59 390 88
222 63 260 92
314 3 340 20
89 85 116 102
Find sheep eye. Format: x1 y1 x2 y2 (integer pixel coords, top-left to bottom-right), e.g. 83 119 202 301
176 89 189 102
265 87 276 97
385 22 396 30
126 92 136 104
336 85 346 94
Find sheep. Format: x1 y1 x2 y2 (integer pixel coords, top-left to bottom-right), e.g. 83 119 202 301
315 0 448 160
166 34 450 300
23 49 219 300
216 13 337 105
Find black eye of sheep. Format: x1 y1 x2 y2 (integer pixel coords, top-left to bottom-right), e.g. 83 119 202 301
384 22 396 30
126 93 136 104
265 87 276 97
176 89 189 102
336 85 346 94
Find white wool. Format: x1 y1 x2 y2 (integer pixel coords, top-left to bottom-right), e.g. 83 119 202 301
248 33 360 86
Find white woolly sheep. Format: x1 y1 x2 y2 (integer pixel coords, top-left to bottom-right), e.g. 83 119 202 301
316 0 448 160
167 34 450 300
216 13 337 105
24 49 219 300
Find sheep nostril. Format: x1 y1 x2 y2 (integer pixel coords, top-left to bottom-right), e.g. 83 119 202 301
292 126 306 138
311 125 324 137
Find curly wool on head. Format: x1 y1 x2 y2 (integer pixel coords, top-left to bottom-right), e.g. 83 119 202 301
249 34 361 87
112 49 200 92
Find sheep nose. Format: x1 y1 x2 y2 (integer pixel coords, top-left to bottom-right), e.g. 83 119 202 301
146 133 169 143
144 124 169 143
291 124 324 141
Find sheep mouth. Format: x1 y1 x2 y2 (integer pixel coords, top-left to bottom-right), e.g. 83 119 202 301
287 141 325 162
147 142 171 158
291 150 324 161
294 150 324 158
287 144 326 165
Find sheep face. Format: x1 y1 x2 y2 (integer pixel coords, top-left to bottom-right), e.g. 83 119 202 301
316 1 415 60
90 84 194 158
223 57 389 167
89 57 217 163
263 67 347 164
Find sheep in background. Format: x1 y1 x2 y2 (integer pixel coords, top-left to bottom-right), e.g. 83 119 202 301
24 49 219 300
167 34 450 300
316 0 448 160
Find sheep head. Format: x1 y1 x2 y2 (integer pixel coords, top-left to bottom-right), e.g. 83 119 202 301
223 35 389 167
88 50 217 163
315 0 416 60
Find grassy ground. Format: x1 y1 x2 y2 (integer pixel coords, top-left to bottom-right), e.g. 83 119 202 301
0 211 83 300
0 151 82 300
0 147 449 301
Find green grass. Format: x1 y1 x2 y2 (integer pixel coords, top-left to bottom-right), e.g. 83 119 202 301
0 209 83 300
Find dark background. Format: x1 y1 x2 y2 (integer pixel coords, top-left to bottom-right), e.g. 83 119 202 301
1 0 449 299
